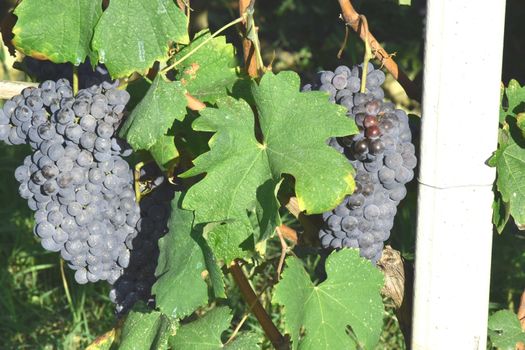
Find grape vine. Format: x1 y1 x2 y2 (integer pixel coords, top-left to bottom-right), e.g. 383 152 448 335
0 0 432 349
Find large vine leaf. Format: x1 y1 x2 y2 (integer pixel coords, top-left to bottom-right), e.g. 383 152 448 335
491 131 525 229
119 76 187 168
118 307 174 350
503 80 525 120
169 307 259 349
173 31 239 103
92 0 189 77
181 71 357 261
152 193 209 319
488 310 525 350
273 249 384 350
12 0 102 64
491 80 525 230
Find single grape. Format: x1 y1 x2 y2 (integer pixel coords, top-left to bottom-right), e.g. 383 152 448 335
365 125 380 139
77 150 94 167
332 74 348 89
384 153 403 170
65 124 83 142
319 71 335 85
80 131 96 149
389 185 407 201
353 139 369 155
347 77 360 93
319 84 337 97
56 108 74 124
363 115 378 128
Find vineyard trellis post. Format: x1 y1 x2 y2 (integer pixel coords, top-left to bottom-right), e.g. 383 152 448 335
412 0 507 349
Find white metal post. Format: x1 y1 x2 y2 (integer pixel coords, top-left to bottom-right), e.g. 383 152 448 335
412 0 507 349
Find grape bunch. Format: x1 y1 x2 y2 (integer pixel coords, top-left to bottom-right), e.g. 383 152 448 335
306 63 417 263
0 79 140 284
111 164 175 315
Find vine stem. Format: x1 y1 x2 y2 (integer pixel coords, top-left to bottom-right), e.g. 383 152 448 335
283 196 323 244
359 15 373 94
185 92 205 110
73 66 79 95
229 2 288 348
133 161 145 202
240 0 258 77
337 0 421 102
225 282 273 345
160 15 246 74
229 260 287 349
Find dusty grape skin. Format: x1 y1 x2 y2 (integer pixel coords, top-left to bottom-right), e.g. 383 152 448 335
111 171 177 316
308 63 417 263
2 80 141 290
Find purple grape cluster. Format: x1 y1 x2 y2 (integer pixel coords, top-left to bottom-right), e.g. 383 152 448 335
305 63 417 263
0 79 140 284
110 164 175 315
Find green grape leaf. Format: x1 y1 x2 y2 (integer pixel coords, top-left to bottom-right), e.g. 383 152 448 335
118 307 174 350
12 0 102 64
201 233 227 299
492 189 510 234
206 221 254 263
92 0 189 77
149 133 177 171
169 307 258 349
152 193 209 319
398 0 412 5
254 178 282 241
500 83 507 124
119 76 187 164
493 126 525 230
517 113 525 138
125 77 153 111
488 310 525 350
173 110 212 160
181 71 357 261
224 333 260 349
504 80 525 118
174 31 239 103
273 249 384 350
